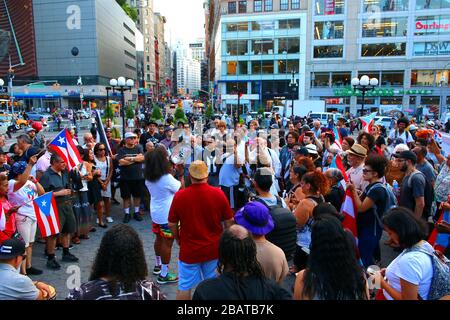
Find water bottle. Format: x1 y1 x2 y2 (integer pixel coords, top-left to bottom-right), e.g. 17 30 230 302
392 180 399 197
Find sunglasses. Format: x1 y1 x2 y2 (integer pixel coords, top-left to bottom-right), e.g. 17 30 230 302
362 168 374 174
98 148 106 151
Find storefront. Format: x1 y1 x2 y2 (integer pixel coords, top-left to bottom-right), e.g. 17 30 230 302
13 93 62 111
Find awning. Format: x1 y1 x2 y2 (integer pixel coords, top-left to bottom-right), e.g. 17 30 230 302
13 93 61 99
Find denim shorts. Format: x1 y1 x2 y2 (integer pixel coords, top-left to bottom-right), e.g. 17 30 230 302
178 259 218 291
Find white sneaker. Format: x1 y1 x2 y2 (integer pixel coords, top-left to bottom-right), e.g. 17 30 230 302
106 217 114 223
96 218 99 224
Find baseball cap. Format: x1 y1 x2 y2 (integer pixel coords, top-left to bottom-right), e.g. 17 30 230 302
124 132 137 139
305 144 318 155
26 127 36 133
393 150 417 163
105 127 111 133
295 147 309 156
0 238 25 260
234 201 274 236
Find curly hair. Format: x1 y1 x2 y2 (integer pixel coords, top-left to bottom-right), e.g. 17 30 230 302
302 171 330 195
144 146 172 182
217 226 265 279
296 157 316 172
365 154 388 178
90 224 148 292
357 132 375 150
302 216 368 300
343 136 355 148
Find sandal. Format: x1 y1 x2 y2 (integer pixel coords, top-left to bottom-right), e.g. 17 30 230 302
72 237 81 245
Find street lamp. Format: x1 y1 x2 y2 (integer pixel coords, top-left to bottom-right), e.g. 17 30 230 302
110 77 134 138
289 70 298 119
351 75 378 116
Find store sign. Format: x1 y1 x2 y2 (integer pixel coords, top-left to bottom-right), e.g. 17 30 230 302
324 0 335 15
413 41 450 56
333 87 434 97
415 19 450 32
325 98 344 104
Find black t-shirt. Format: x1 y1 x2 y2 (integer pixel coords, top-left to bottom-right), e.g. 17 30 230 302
325 184 345 212
139 131 162 149
192 273 292 300
116 145 144 181
357 182 386 234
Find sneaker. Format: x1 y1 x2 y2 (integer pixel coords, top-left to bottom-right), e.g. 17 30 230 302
96 218 99 224
106 217 114 223
26 267 43 275
123 214 131 223
57 244 73 250
46 258 61 270
62 252 79 262
157 272 179 284
153 265 162 275
134 214 143 222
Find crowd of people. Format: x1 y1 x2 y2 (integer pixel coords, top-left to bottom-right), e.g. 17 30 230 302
0 110 449 300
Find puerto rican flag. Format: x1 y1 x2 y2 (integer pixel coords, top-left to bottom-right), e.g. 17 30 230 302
49 129 82 170
428 209 449 253
332 127 343 149
359 112 377 133
0 205 5 231
340 188 358 242
33 192 60 238
330 155 348 188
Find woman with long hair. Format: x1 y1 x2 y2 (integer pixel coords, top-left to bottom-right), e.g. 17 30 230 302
284 165 307 211
357 131 377 156
94 143 114 224
144 145 182 284
84 148 106 228
292 170 330 272
294 215 369 300
371 125 386 155
67 224 165 300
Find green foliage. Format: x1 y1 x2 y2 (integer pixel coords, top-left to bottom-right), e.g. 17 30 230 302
258 106 264 115
151 106 164 121
174 107 187 123
125 106 135 119
205 104 214 120
103 104 115 121
116 0 138 22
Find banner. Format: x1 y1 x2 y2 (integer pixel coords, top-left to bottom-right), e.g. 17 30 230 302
324 0 335 15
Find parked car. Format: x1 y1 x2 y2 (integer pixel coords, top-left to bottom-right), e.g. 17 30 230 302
76 110 90 119
24 111 49 122
0 114 28 128
374 116 393 129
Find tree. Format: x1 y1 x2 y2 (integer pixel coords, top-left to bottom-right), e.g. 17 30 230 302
115 0 138 22
126 106 135 120
151 106 163 121
174 107 187 123
205 103 214 120
103 104 115 121
258 106 264 115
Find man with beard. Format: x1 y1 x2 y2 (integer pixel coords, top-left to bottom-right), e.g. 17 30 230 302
139 120 162 149
394 151 426 220
279 131 299 192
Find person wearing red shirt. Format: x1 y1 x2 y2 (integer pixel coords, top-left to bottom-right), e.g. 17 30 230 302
0 174 18 244
169 160 234 300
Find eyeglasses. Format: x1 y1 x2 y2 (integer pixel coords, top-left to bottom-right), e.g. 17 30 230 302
98 148 106 151
362 168 374 174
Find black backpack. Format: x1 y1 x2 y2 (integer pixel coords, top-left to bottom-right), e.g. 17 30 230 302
407 171 435 221
255 196 297 261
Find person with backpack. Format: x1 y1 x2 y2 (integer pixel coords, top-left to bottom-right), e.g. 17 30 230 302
252 167 297 262
374 207 435 300
388 117 414 148
394 151 433 223
348 155 393 267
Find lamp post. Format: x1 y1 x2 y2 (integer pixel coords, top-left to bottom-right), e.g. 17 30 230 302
351 75 378 116
289 70 298 120
110 77 134 138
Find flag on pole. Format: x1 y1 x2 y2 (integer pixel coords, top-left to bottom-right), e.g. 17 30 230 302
428 209 449 253
330 155 349 188
359 112 377 133
340 188 358 241
331 127 343 149
94 110 112 156
0 205 5 231
33 192 60 238
49 129 82 170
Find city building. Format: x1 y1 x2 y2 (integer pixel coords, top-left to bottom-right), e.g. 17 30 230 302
175 41 201 96
154 12 167 99
190 38 206 61
306 0 450 117
1 0 138 110
212 0 308 113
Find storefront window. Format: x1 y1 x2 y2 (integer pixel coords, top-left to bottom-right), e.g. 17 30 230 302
251 21 275 31
228 1 237 13
280 0 289 10
361 43 406 57
278 38 300 54
315 0 345 15
380 97 403 105
415 15 450 36
227 61 237 75
252 39 274 54
363 0 408 12
410 96 416 105
416 0 450 10
312 72 330 87
313 45 343 58
279 19 301 29
362 17 407 37
436 70 450 86
421 96 440 105
331 72 351 86
226 82 248 94
358 71 380 79
381 71 404 86
411 70 435 86
413 41 450 56
357 97 376 105
226 22 248 31
314 21 344 39
254 0 262 11
291 0 300 9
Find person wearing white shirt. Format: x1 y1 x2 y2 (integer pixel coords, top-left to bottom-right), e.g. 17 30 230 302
388 118 414 146
346 144 368 194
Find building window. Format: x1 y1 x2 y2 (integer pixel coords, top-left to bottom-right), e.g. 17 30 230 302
363 0 408 12
147 65 150 71
380 97 403 105
311 72 330 87
239 61 248 74
226 82 247 94
252 39 274 55
228 1 237 13
279 19 300 29
362 17 408 37
315 0 345 15
313 45 343 58
291 0 300 9
415 15 450 36
381 71 404 86
224 40 248 55
436 70 450 86
238 0 247 12
251 21 275 31
414 41 450 56
416 0 450 9
278 59 299 73
280 0 289 10
278 38 300 54
147 56 150 62
411 70 435 86
226 61 237 75
314 21 344 39
226 22 248 31
254 0 262 11
264 0 273 11
361 43 406 57
331 72 351 86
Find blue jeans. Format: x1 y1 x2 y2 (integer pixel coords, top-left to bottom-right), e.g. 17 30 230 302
358 226 382 268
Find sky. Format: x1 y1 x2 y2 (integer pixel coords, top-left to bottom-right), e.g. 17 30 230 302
153 0 206 48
